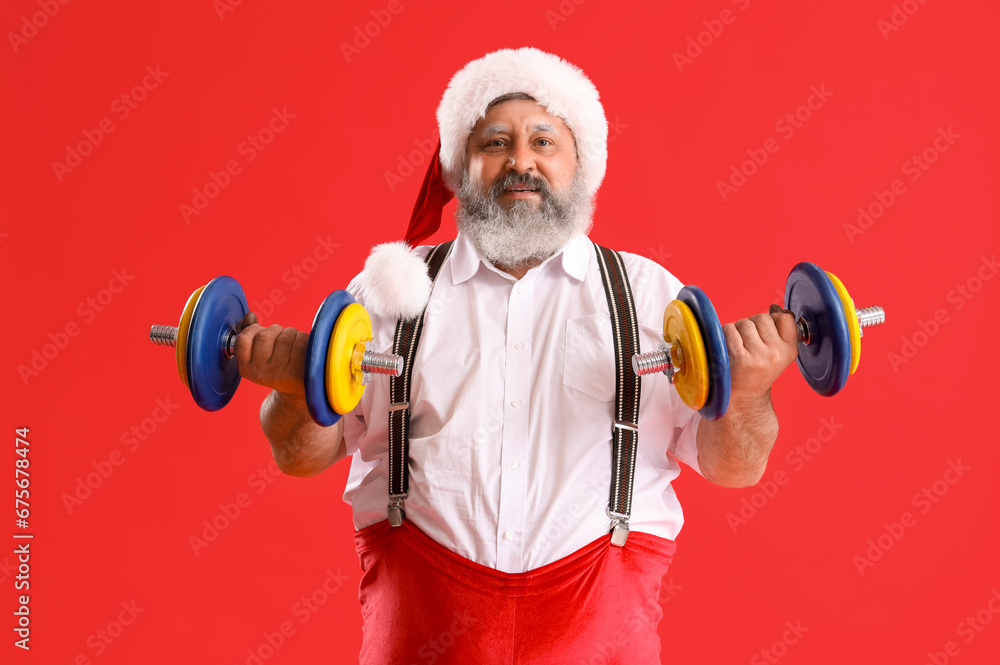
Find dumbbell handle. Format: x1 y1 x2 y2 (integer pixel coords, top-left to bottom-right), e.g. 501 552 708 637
358 342 404 381
149 324 404 379
632 305 887 377
796 305 886 345
151 324 237 357
632 346 679 381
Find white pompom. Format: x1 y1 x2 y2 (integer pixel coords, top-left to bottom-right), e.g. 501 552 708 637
359 241 432 320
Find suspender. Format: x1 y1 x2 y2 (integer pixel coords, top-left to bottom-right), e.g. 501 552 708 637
386 241 454 527
593 245 642 546
385 241 642 547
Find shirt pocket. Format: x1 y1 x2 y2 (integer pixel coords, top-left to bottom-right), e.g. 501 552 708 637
563 315 667 404
563 314 616 402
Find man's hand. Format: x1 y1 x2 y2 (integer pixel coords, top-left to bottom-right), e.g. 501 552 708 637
695 305 801 488
231 311 346 477
722 304 800 409
233 311 310 397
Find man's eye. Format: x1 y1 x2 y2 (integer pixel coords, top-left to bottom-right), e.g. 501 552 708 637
536 139 551 147
486 139 505 147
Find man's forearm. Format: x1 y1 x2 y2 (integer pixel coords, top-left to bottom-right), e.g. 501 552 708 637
260 391 346 477
695 391 778 488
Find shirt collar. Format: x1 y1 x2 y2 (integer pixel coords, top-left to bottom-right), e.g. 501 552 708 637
449 231 591 285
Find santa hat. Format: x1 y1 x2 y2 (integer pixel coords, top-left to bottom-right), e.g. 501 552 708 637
362 47 608 320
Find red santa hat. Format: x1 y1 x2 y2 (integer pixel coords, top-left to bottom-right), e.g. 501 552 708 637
362 47 608 320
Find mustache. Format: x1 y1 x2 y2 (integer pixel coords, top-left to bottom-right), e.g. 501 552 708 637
489 172 551 198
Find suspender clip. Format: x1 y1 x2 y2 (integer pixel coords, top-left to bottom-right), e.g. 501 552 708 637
613 420 638 433
388 496 407 527
609 512 630 547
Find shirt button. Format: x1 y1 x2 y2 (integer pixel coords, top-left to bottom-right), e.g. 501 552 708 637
513 341 524 350
511 399 522 408
517 286 527 295
508 459 519 470
504 530 516 541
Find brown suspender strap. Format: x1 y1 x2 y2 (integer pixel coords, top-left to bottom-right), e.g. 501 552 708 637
594 244 642 546
386 240 454 526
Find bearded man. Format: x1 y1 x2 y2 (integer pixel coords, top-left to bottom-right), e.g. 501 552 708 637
235 48 799 664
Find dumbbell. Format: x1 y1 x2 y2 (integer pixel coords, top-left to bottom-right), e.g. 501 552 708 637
631 284 732 421
149 275 402 425
631 262 886 420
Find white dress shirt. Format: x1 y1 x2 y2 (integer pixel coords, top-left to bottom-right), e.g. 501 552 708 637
342 232 704 573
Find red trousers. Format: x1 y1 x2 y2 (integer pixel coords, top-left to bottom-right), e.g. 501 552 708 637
354 520 676 665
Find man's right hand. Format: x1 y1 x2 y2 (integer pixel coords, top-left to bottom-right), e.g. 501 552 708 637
232 311 347 476
233 311 311 398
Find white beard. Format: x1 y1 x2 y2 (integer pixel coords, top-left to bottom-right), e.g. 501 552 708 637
455 169 593 270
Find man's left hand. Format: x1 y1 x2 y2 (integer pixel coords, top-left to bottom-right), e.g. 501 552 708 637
721 304 800 410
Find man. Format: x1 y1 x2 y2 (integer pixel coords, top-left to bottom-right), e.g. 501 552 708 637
235 48 799 663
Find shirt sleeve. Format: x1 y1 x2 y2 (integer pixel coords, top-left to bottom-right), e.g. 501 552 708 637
669 411 705 476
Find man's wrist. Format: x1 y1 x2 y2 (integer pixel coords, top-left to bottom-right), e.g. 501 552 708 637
270 389 308 411
721 389 772 423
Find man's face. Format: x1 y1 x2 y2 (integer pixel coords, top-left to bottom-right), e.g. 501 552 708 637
455 98 593 271
464 98 578 206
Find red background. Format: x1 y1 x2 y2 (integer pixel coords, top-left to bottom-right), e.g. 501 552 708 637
3 0 998 663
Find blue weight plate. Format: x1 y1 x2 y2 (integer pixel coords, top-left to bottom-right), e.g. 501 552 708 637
187 276 248 411
785 263 850 397
678 285 731 421
305 290 355 426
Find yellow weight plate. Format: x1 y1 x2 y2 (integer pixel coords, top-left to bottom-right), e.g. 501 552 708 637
176 285 205 387
827 271 861 374
664 300 709 410
326 303 373 415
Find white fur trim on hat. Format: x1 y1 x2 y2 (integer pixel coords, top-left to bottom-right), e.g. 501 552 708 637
436 47 608 197
359 241 432 320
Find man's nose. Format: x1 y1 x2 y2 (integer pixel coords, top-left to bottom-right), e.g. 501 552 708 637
507 141 536 174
